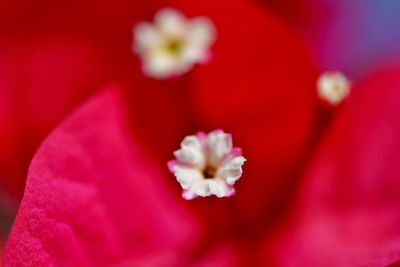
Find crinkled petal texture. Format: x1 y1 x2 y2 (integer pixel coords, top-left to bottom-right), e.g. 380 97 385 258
170 0 318 223
2 86 230 266
270 67 400 266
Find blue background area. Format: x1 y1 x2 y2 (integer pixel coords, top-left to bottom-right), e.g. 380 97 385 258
312 0 400 78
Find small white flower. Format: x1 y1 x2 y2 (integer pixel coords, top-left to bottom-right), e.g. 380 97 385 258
133 8 216 79
317 71 351 106
168 130 246 200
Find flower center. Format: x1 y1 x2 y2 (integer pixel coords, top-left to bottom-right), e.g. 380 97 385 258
164 38 183 55
202 165 217 179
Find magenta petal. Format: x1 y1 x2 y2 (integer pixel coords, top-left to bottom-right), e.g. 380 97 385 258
3 85 201 266
271 67 400 266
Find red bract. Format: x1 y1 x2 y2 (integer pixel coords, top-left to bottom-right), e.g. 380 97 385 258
264 67 400 266
3 86 203 266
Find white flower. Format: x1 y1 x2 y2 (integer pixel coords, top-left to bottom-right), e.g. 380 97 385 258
133 8 216 79
317 71 351 105
168 130 246 200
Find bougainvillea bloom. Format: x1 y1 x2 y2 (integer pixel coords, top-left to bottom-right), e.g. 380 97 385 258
4 0 400 266
133 8 216 78
316 71 350 106
168 130 246 199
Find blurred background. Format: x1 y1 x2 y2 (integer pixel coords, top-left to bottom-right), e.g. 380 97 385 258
1 0 400 258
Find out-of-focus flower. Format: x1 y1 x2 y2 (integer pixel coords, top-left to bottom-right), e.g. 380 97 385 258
317 71 350 106
134 8 216 78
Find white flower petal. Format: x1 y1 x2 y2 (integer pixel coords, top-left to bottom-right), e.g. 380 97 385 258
173 135 205 168
189 17 216 44
195 180 222 197
217 156 246 185
134 22 162 51
143 53 177 78
182 17 216 62
155 8 187 37
207 130 233 166
171 164 203 190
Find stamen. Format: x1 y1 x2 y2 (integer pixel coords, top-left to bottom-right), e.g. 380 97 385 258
317 71 351 106
203 165 217 179
164 38 183 54
168 130 246 200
